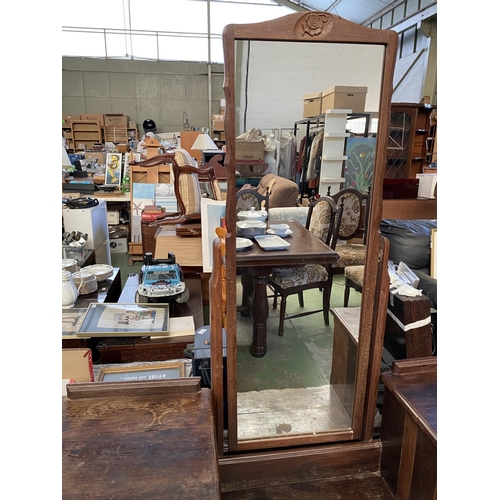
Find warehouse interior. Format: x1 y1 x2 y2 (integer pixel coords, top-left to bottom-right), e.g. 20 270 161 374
5 1 497 498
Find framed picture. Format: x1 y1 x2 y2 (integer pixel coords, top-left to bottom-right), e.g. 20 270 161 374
96 361 186 382
62 308 89 338
76 303 169 337
124 152 141 176
105 152 123 186
343 137 377 195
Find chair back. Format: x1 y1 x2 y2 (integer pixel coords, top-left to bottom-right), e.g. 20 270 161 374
235 187 269 214
329 187 370 246
172 163 221 216
305 196 338 244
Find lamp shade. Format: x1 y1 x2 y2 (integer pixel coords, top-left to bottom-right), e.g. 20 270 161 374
192 133 218 151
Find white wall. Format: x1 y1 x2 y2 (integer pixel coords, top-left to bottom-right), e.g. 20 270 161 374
235 41 385 138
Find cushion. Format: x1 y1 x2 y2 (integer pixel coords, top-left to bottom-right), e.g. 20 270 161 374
345 265 364 287
309 199 334 242
270 264 328 288
178 172 202 214
335 244 366 267
268 207 309 226
379 219 437 270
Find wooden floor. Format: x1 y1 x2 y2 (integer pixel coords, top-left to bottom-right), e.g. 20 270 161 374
222 473 395 499
237 385 351 440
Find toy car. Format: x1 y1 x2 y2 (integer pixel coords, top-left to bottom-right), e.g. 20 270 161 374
135 252 189 303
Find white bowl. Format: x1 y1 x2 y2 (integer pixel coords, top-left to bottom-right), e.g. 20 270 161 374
270 223 289 231
237 208 267 222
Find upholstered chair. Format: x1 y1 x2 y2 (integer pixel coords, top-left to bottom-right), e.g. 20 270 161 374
328 187 371 271
235 187 269 214
267 196 341 336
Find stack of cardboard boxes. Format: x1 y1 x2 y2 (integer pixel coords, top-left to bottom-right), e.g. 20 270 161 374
302 85 367 118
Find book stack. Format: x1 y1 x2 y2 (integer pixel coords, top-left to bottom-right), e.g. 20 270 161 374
141 205 165 221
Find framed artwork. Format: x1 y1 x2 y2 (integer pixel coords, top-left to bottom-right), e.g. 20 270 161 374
124 152 141 176
343 137 377 195
62 308 89 338
96 361 186 382
76 303 169 337
105 152 123 186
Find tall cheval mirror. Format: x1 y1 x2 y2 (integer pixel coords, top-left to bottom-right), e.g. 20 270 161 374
211 11 398 453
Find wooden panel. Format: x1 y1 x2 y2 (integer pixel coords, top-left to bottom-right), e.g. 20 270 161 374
63 381 220 499
219 441 383 493
221 473 396 499
155 228 203 269
381 198 436 220
180 131 202 163
380 358 436 500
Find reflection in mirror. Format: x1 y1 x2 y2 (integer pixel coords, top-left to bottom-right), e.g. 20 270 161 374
219 12 398 453
233 41 383 443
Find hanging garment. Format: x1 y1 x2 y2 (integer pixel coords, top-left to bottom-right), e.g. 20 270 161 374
306 130 324 182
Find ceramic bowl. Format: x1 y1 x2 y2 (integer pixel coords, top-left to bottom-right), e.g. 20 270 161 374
236 220 267 238
62 259 78 273
269 223 290 235
82 264 114 282
237 208 267 222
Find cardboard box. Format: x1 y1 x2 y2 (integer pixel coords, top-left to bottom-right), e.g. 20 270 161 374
107 210 120 225
81 114 104 127
235 141 265 161
321 86 367 114
63 115 81 123
303 92 323 118
212 114 225 131
128 121 137 129
62 348 94 382
104 114 128 127
110 237 128 253
85 151 106 164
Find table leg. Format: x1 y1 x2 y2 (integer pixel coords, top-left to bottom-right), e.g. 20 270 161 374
250 272 269 358
240 268 253 317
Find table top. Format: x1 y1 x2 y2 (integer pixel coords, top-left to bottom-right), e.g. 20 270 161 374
236 221 340 268
63 380 220 499
73 267 122 309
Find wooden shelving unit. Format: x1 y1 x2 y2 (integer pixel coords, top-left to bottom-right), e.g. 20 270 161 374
71 121 102 151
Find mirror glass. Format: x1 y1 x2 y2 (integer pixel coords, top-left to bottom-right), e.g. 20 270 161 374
232 40 384 442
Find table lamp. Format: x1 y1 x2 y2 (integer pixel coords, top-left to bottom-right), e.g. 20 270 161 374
191 127 218 165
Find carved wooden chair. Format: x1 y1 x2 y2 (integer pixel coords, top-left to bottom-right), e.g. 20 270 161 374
328 187 371 272
235 187 269 214
267 196 342 336
139 154 222 255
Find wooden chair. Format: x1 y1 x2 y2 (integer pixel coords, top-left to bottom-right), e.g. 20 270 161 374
235 187 269 214
328 187 371 272
344 264 364 306
267 196 341 336
140 154 222 255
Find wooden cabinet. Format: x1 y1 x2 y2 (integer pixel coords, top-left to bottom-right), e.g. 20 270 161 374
386 103 436 179
71 121 102 151
180 131 202 163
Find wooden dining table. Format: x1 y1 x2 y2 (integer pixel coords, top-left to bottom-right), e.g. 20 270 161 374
236 221 342 357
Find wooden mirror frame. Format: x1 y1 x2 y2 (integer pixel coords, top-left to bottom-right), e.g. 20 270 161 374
215 11 398 453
